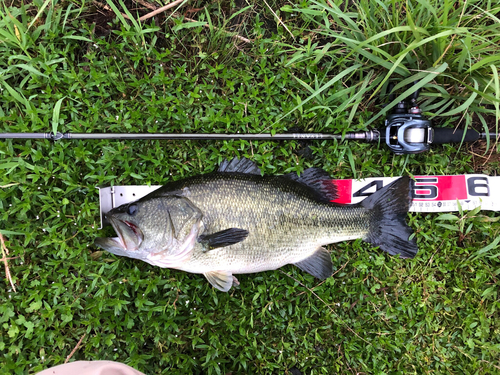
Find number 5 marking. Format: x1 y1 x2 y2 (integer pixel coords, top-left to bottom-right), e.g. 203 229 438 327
412 178 438 199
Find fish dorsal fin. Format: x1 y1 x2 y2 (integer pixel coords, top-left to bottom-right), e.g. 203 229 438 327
285 168 338 201
218 157 261 175
204 270 233 292
198 228 249 250
294 247 333 280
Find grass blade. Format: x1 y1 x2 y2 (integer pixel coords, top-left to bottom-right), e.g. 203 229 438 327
365 63 449 126
0 79 28 107
27 0 51 29
105 0 130 30
0 230 24 236
7 63 48 78
62 35 93 43
173 20 206 31
52 97 65 135
276 64 362 124
439 80 479 116
470 235 500 260
491 64 500 140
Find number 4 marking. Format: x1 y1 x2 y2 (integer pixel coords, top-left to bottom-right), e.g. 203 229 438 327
352 180 383 197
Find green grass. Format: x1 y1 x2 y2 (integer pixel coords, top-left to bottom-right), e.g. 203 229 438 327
1 0 499 374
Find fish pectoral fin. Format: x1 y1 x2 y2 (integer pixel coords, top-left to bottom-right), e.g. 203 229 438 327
294 247 333 280
198 228 249 250
204 271 234 292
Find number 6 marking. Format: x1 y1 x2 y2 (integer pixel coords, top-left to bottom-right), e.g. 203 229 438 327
467 177 489 197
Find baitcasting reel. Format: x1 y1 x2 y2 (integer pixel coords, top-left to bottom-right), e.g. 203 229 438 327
381 83 489 155
383 86 433 154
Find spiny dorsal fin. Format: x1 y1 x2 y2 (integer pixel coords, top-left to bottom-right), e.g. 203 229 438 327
294 247 333 280
204 270 234 292
285 168 338 201
198 228 249 250
218 157 261 175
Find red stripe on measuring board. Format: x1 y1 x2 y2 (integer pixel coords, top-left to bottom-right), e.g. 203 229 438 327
329 175 498 212
331 179 352 204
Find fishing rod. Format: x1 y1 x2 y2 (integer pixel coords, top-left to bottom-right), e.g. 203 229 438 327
1 128 495 154
1 88 498 155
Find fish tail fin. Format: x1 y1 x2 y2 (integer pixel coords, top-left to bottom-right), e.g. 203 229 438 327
361 176 418 258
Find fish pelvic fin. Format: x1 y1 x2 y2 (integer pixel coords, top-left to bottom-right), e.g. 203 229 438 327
294 247 333 280
204 270 234 292
198 228 249 250
362 176 418 259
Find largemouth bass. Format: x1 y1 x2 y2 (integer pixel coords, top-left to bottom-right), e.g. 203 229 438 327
96 158 418 291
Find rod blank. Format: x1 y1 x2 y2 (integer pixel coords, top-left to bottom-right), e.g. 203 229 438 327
0 132 346 141
0 129 496 142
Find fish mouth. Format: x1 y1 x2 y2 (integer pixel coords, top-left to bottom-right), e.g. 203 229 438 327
95 216 144 255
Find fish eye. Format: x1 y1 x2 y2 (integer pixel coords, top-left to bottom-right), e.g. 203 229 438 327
127 204 138 216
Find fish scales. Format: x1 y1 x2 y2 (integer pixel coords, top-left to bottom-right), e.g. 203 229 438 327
150 174 369 272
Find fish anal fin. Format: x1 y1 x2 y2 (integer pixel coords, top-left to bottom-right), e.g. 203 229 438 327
204 271 234 292
218 157 261 175
198 228 249 250
294 247 333 280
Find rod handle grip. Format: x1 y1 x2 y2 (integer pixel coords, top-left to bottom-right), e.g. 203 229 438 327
432 128 480 144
